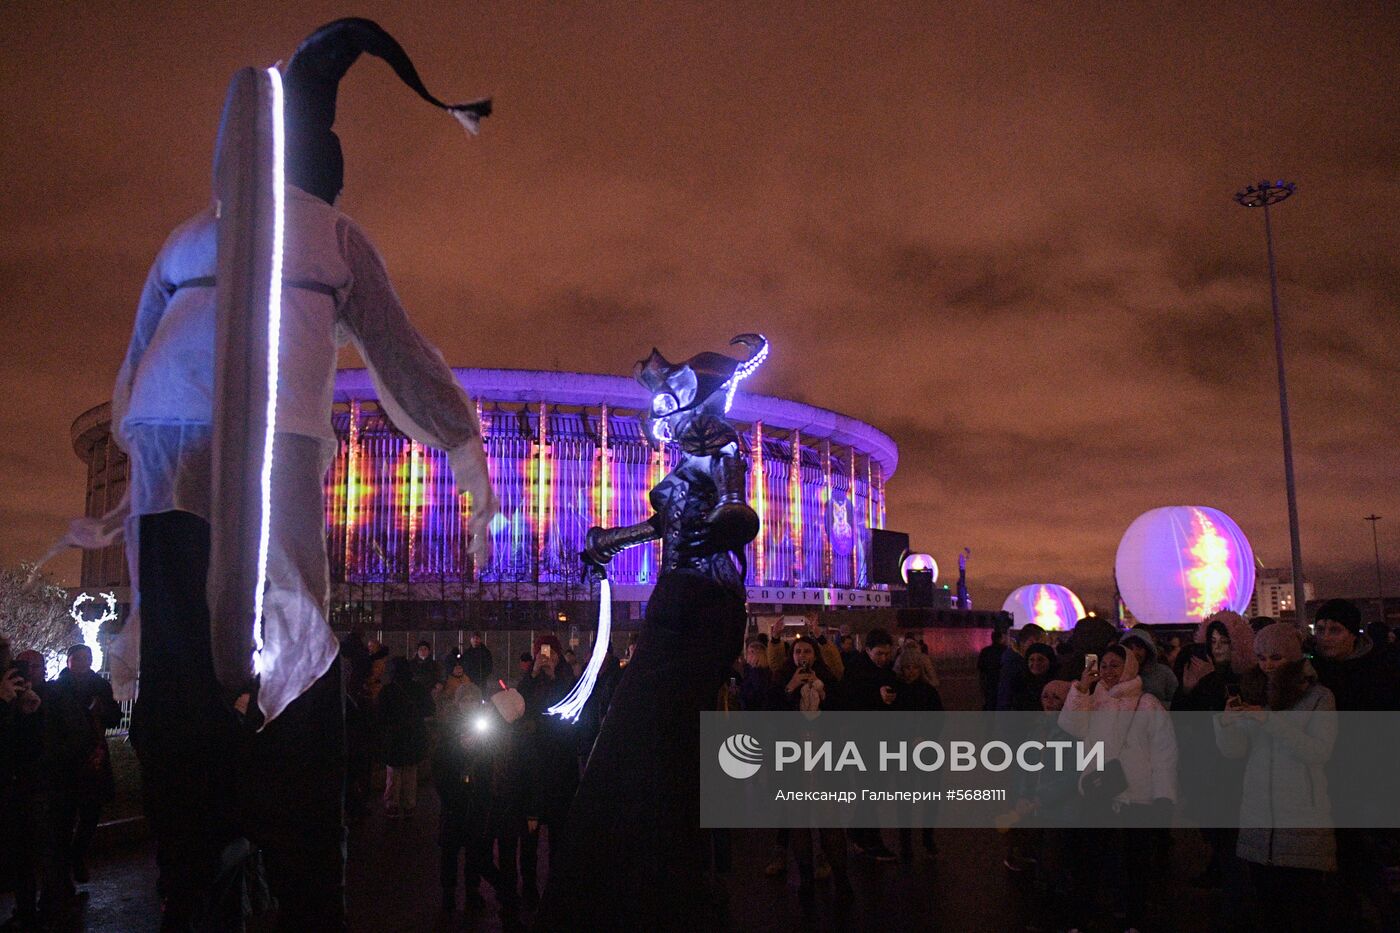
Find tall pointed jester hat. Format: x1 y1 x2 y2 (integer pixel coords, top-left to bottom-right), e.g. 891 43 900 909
283 17 492 203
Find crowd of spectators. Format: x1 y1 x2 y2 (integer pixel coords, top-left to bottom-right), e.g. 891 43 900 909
337 630 615 932
6 597 1398 931
977 599 1400 933
1 640 121 928
729 622 942 920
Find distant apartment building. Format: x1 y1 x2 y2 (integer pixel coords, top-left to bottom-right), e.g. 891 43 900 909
1247 567 1315 620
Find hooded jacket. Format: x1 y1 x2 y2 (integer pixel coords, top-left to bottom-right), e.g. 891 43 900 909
1194 611 1259 678
1214 666 1337 872
1119 629 1179 708
1058 650 1178 807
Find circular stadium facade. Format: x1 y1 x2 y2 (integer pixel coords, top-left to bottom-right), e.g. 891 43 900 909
73 368 898 627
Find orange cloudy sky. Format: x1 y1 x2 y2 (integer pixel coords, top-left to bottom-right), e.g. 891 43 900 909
0 2 1395 608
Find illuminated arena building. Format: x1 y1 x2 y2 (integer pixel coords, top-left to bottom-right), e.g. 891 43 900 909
72 367 898 634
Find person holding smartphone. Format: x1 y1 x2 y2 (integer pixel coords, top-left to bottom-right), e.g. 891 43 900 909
1172 613 1256 890
1215 622 1338 933
841 629 900 863
1059 644 1177 929
780 636 835 713
1 643 45 928
774 636 851 914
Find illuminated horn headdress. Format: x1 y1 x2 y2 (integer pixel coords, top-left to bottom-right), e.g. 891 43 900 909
635 333 768 445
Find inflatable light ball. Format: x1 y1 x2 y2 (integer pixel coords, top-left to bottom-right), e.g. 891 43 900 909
901 552 938 584
1002 583 1085 631
1115 506 1256 624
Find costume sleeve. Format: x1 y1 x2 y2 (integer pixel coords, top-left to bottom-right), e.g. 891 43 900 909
110 259 171 452
337 220 499 547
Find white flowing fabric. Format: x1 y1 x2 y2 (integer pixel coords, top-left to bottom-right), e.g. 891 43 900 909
100 184 497 722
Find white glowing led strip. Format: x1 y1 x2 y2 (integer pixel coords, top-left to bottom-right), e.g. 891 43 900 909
724 337 769 413
548 576 611 722
251 66 286 674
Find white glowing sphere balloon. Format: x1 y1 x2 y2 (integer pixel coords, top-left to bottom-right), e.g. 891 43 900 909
901 552 938 584
1115 506 1256 624
1001 584 1085 631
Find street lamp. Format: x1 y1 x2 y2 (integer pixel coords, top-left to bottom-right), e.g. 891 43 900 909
1365 514 1384 621
1234 180 1306 620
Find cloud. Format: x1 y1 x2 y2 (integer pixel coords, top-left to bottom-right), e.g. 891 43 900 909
0 2 1396 612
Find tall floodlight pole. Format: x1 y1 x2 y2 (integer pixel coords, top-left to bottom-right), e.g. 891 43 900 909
1234 180 1306 620
1365 514 1384 620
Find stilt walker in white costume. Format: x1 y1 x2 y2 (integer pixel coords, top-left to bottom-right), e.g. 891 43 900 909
90 19 497 929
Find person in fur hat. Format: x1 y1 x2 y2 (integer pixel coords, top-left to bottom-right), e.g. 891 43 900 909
1215 622 1338 933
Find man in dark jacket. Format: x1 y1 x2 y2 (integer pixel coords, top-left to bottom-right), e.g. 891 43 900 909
460 632 493 689
518 649 578 907
840 628 899 861
995 625 1045 711
45 646 121 888
977 628 1005 711
1 644 46 928
410 642 444 689
840 628 897 712
1312 599 1400 712
738 636 780 712
1309 598 1400 929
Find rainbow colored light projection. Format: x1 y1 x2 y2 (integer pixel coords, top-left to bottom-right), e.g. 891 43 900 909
1002 583 1086 631
322 378 892 591
1114 506 1256 624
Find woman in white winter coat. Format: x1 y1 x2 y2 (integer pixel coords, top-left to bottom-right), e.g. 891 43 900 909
1058 643 1177 931
1215 622 1337 933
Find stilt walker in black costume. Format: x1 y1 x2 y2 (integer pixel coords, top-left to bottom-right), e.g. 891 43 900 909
536 335 766 932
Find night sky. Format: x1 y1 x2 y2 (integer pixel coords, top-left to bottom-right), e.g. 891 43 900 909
1 2 1396 609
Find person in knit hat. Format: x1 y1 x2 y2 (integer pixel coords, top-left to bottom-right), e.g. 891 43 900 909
1309 599 1400 926
1311 598 1400 711
1216 621 1338 933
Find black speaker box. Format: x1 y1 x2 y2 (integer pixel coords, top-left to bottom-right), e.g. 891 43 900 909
870 529 910 586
